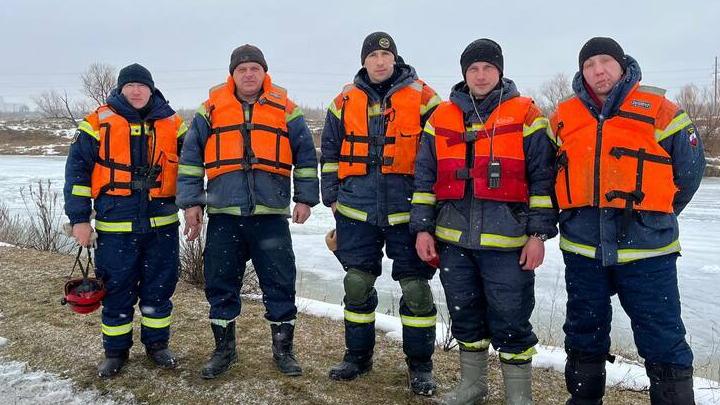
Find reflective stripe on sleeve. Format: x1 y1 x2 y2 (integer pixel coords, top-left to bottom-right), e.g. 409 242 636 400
411 192 436 205
321 162 339 173
71 185 91 197
529 195 553 209
178 164 205 177
293 167 318 179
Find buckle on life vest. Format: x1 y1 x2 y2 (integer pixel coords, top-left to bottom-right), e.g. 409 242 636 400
368 135 388 146
382 156 394 166
605 189 645 204
130 178 157 190
463 131 478 143
456 167 472 180
242 123 255 131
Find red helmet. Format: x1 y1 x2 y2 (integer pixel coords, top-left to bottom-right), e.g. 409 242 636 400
61 278 106 314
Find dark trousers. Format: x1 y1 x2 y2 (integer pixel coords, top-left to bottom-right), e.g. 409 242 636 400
334 214 436 366
563 252 693 368
204 214 297 323
95 226 179 352
438 242 537 356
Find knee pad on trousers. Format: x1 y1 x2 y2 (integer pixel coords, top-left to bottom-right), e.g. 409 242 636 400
344 269 377 306
399 277 434 315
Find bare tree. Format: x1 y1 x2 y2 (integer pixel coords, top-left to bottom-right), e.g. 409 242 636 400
33 62 116 129
536 73 573 116
676 84 720 155
81 63 116 106
33 90 81 128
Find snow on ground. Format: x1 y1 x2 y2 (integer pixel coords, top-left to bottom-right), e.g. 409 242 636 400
298 298 720 404
0 353 127 405
1 156 719 387
0 242 16 247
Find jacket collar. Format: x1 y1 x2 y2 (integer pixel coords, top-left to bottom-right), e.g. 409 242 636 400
449 77 520 120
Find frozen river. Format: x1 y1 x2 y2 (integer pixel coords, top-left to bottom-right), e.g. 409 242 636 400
1 154 719 379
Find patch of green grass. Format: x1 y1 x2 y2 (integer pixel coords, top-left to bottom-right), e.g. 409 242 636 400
0 247 649 404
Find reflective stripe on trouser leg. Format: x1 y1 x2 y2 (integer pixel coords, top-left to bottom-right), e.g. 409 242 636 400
95 231 141 352
399 298 437 366
343 286 379 359
139 226 179 347
437 243 491 347
475 249 538 354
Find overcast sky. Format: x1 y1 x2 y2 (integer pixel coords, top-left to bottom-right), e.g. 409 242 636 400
1 0 718 110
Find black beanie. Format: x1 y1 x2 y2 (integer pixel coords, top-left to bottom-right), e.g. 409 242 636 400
361 32 397 65
229 44 268 73
578 37 626 71
460 38 504 78
117 63 154 91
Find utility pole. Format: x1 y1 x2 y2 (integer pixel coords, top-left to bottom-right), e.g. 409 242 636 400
714 56 718 113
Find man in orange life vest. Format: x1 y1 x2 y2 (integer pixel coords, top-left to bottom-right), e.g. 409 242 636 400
64 63 187 378
177 45 319 379
320 32 442 395
411 39 558 404
550 37 705 405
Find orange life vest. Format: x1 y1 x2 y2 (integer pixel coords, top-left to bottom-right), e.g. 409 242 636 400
203 75 293 180
552 84 677 213
336 81 424 179
432 96 533 202
89 105 181 199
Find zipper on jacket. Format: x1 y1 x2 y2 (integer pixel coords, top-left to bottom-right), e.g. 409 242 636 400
377 98 387 223
139 121 150 223
243 102 256 211
593 114 605 207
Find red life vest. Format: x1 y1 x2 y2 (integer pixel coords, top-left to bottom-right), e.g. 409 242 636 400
88 105 181 198
551 84 678 213
432 96 533 202
203 74 294 180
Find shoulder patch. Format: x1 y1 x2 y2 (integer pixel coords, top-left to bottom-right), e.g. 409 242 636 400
688 126 698 147
637 85 666 97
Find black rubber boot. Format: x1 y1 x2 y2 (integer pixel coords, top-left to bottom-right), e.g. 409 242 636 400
406 358 436 396
146 342 177 369
328 351 373 381
646 363 695 405
98 349 129 379
201 322 238 379
271 323 302 376
565 350 607 405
